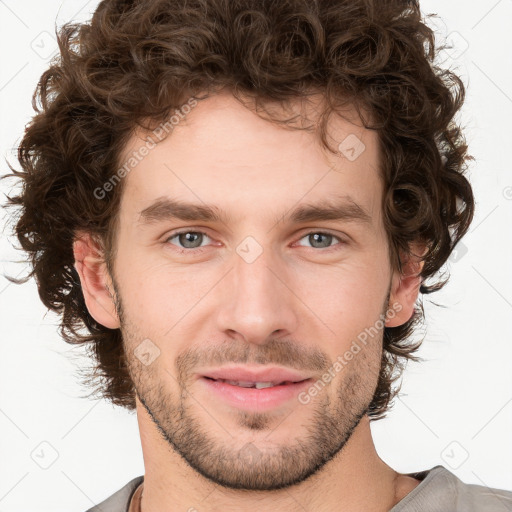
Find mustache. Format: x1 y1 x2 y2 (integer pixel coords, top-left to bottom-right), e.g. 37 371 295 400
175 338 331 379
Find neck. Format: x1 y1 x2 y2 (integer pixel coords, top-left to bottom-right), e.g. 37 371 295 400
136 408 412 512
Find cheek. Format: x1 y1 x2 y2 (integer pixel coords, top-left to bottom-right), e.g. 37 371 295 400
115 253 218 330
292 258 389 343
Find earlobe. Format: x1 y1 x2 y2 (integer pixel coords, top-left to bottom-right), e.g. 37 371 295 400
73 232 120 329
385 243 426 328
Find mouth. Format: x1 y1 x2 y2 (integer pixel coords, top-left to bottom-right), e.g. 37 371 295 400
198 374 313 412
203 376 309 389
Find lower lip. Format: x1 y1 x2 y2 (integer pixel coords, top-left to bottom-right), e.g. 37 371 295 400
199 377 312 412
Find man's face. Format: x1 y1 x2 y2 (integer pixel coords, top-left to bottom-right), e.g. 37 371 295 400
110 91 397 490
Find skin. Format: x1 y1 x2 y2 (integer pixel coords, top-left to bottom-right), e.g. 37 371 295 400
74 90 425 511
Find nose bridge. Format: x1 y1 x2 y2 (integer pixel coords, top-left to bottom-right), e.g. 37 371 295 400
215 236 298 344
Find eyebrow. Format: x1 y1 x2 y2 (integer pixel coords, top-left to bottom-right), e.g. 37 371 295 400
138 198 230 225
137 196 372 227
287 197 372 226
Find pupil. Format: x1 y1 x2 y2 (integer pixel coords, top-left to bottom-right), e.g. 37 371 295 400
310 233 331 248
180 232 201 248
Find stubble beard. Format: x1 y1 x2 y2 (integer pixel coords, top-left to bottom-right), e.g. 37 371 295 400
116 281 387 491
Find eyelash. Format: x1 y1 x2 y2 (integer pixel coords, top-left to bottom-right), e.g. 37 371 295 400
164 229 346 255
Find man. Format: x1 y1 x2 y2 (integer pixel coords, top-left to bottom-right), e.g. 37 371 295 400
4 0 512 510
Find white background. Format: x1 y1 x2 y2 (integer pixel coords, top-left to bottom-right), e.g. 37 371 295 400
0 1 511 510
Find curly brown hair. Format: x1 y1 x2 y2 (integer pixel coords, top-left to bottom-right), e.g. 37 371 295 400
2 0 474 420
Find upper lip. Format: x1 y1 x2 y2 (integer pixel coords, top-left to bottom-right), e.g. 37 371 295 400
199 366 312 384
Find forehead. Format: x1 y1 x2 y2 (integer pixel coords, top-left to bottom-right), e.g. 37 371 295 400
117 91 382 224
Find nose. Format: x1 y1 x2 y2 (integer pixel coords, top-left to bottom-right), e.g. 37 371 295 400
214 243 300 346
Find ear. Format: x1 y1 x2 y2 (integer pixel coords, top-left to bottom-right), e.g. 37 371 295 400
385 242 427 328
72 232 120 329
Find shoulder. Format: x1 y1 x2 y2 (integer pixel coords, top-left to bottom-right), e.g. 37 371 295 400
449 471 512 511
392 465 512 511
84 476 144 512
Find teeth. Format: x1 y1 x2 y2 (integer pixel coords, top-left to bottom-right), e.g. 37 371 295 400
226 380 258 388
219 379 284 388
255 382 275 389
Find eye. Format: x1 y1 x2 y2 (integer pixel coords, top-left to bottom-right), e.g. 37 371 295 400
295 231 345 250
165 230 212 253
163 229 346 255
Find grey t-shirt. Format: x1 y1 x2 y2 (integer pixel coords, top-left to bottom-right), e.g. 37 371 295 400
85 465 512 511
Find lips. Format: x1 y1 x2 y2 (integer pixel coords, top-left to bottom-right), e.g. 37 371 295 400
198 371 314 412
196 366 313 411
